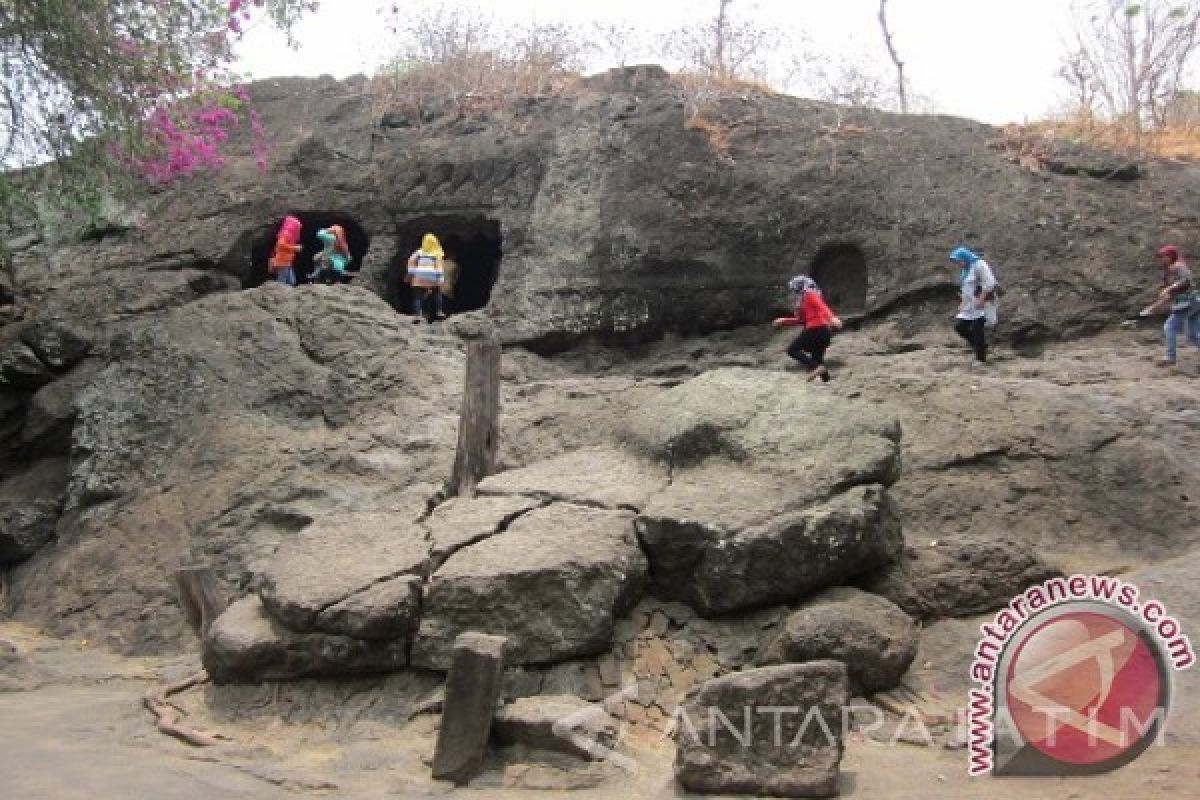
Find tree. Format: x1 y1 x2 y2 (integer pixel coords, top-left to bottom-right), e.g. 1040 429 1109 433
0 0 318 221
877 0 908 113
1061 0 1200 129
662 0 779 84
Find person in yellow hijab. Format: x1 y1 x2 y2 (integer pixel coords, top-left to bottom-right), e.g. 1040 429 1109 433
406 233 446 323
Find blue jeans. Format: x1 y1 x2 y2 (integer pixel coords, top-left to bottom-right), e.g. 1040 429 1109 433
1164 307 1200 362
274 267 296 287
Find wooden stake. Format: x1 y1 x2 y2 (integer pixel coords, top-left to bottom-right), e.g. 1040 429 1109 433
448 320 501 497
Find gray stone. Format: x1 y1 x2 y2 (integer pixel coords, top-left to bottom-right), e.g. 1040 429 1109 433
313 575 422 640
19 318 91 371
639 485 903 616
0 340 51 390
674 661 848 798
432 632 508 785
493 695 620 761
0 459 69 564
413 503 648 669
259 513 430 633
202 596 408 683
860 535 1062 621
477 447 669 511
425 494 541 572
21 361 101 456
758 587 918 693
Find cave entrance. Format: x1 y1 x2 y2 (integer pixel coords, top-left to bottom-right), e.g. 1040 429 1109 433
246 212 371 288
809 243 868 314
390 215 503 315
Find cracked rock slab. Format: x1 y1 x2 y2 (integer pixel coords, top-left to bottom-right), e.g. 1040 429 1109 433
259 513 430 634
412 503 648 670
426 494 542 572
314 575 422 640
476 447 669 511
203 595 408 682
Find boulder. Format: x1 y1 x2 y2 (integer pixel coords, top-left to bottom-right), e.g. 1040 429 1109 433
639 485 903 616
412 503 648 669
674 661 848 798
757 587 918 694
493 695 620 760
616 369 904 616
259 513 430 635
203 595 408 683
0 459 69 564
859 535 1062 620
432 632 508 785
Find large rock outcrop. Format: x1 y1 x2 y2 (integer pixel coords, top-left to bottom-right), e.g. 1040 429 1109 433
6 286 465 653
12 69 1197 354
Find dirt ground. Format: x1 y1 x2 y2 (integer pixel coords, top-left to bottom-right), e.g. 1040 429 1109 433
2 622 1197 800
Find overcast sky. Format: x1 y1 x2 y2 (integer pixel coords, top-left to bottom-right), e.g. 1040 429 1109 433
235 0 1080 124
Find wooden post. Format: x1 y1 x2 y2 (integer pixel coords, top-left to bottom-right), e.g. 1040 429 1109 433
448 317 501 497
175 566 226 639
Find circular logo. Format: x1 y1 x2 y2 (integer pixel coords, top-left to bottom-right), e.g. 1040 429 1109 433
1001 605 1170 773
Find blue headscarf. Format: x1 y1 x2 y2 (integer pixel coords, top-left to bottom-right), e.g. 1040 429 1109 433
950 247 980 265
950 247 980 285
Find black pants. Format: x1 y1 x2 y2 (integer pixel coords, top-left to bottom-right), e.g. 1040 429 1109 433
787 326 832 369
412 288 443 320
955 317 988 362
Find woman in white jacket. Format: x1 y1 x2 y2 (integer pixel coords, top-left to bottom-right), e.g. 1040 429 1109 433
950 247 997 363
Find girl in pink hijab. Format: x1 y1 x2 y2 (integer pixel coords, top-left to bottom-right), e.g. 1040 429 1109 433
268 215 303 286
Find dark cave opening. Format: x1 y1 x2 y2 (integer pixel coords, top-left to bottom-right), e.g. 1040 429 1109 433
246 212 371 288
809 243 868 314
389 215 503 315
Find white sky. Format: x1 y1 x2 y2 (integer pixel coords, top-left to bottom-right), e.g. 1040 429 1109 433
235 0 1080 124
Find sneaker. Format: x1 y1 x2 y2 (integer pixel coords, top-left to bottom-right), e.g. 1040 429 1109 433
806 367 821 382
1156 358 1177 368
819 366 831 382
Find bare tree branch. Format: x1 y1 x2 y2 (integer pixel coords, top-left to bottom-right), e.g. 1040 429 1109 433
877 0 908 113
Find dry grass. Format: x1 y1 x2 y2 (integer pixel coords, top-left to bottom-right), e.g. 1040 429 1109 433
1000 114 1200 163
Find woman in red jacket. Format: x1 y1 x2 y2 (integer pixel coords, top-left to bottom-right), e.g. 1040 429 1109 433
773 275 843 382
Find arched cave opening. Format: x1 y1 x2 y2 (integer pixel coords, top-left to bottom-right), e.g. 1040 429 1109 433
809 243 868 314
389 215 503 315
246 212 371 288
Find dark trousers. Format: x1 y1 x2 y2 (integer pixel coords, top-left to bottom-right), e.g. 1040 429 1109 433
787 326 832 369
412 288 443 319
955 317 988 362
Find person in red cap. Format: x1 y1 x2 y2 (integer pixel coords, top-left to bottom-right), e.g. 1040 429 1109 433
1150 245 1199 368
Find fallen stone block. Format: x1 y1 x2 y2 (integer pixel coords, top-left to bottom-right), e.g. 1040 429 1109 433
674 661 848 798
